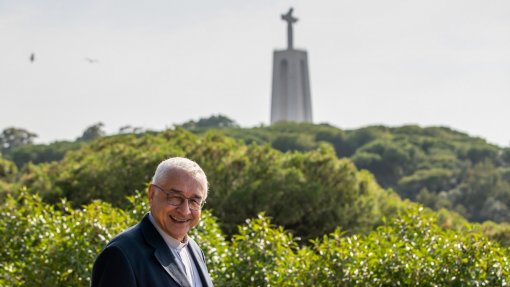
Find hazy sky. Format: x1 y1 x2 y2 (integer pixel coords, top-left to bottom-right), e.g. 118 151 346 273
2 1 509 146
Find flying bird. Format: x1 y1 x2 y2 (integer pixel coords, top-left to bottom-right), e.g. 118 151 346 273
84 57 100 64
29 53 35 63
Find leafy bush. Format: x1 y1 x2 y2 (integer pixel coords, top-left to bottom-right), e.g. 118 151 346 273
0 191 132 286
1 190 509 286
310 205 510 286
0 156 17 200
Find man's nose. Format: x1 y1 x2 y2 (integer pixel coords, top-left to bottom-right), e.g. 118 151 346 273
176 199 192 214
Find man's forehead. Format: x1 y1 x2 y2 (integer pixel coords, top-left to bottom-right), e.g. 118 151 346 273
160 172 204 192
156 167 205 194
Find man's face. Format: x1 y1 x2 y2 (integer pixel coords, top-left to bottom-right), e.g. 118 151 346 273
148 169 204 241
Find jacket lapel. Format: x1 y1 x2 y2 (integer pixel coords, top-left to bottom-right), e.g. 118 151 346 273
140 214 191 287
187 239 214 287
154 248 190 287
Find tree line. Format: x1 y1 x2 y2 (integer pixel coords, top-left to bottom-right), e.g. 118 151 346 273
2 118 510 238
2 116 510 235
183 119 510 224
1 127 400 240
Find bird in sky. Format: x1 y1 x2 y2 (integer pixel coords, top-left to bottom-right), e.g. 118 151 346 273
29 53 35 63
84 57 100 64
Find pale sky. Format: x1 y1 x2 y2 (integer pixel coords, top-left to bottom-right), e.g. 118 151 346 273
1 0 509 147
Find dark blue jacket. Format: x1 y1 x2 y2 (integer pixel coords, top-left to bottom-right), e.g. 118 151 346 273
91 214 214 287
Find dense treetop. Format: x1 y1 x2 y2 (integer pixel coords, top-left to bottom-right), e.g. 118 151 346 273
184 119 510 224
1 128 403 240
2 116 510 226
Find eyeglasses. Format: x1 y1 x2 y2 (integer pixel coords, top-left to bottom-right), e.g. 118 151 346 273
151 184 205 211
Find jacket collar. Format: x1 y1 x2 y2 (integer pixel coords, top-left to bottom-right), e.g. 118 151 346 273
140 213 191 287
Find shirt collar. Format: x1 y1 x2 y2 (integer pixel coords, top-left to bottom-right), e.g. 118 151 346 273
148 212 189 251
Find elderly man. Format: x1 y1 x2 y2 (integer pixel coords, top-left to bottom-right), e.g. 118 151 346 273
92 157 213 287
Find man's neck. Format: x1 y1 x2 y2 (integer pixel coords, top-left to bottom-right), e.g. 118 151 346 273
148 212 188 249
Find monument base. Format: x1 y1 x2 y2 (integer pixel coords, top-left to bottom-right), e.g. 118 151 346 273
270 49 312 124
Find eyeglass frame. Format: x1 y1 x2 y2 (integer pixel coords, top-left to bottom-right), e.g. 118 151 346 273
151 183 206 211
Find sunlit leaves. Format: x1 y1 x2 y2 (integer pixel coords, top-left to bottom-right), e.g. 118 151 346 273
1 191 509 286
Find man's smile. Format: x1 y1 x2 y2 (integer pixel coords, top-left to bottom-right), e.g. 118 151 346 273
170 215 190 223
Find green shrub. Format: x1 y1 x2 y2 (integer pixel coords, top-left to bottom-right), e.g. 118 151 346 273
1 191 509 286
312 205 510 285
0 191 131 286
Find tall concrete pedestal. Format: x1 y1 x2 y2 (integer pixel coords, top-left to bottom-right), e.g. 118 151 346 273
271 49 312 124
270 8 313 124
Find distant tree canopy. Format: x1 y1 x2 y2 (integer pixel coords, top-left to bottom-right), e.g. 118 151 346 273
0 127 37 155
1 122 104 167
7 141 83 168
0 155 17 179
5 117 510 226
118 125 144 134
179 114 240 130
77 122 105 141
10 128 400 240
185 120 510 224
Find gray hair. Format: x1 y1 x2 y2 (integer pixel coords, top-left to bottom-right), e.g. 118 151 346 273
151 157 208 199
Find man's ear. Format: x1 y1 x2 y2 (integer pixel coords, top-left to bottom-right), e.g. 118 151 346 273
147 184 155 202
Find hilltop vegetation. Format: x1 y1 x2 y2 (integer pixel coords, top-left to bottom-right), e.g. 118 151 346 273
2 117 510 229
181 119 510 224
1 128 401 240
2 117 510 285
